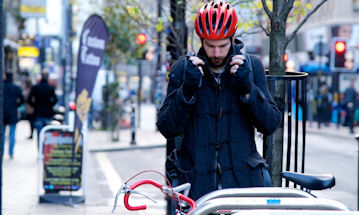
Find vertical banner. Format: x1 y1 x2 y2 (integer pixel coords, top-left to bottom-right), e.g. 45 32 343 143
74 15 109 153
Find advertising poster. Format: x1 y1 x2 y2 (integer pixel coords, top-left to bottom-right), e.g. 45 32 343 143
73 14 109 154
43 130 82 191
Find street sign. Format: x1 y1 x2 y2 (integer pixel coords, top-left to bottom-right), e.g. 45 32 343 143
17 46 39 57
20 0 46 18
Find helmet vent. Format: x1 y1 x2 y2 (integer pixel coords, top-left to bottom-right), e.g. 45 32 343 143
220 2 223 6
214 4 218 9
217 13 224 35
224 15 232 35
205 13 210 34
212 12 217 30
198 14 204 34
211 1 214 6
204 4 208 9
227 4 230 9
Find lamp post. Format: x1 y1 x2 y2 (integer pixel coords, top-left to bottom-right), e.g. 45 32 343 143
0 1 4 213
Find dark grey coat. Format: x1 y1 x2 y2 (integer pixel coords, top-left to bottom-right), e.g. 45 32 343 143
157 42 281 200
4 77 24 125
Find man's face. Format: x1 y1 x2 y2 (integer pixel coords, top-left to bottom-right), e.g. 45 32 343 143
202 38 232 66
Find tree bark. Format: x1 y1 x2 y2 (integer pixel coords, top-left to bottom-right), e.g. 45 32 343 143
267 11 287 187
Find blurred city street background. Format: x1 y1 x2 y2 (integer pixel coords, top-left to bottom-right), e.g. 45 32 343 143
1 0 359 214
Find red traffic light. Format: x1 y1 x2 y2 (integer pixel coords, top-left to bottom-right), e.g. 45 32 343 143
136 33 147 45
335 41 346 53
283 53 288 62
69 101 76 111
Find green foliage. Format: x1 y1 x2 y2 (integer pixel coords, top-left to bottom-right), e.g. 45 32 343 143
233 0 312 34
101 0 154 63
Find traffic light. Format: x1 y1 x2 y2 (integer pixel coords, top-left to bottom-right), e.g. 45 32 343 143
283 53 288 62
136 33 147 45
331 38 347 69
334 40 346 67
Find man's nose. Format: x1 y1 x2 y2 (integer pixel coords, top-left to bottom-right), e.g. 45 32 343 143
214 47 220 57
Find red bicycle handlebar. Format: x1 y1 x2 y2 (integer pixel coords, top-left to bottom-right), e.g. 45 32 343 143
123 179 196 213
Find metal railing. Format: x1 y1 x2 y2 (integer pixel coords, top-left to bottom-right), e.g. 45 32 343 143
265 71 308 187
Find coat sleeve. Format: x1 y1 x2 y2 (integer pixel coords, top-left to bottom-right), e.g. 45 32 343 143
50 87 58 107
239 56 282 135
27 87 35 107
156 58 196 139
17 87 25 107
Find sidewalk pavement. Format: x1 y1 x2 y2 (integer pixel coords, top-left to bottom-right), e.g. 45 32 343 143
2 103 357 214
89 104 166 152
3 104 166 215
306 122 358 141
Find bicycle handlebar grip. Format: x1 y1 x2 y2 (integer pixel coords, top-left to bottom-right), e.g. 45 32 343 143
124 194 146 210
179 194 197 213
123 179 163 211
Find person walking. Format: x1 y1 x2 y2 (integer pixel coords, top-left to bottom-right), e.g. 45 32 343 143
342 80 358 133
24 77 35 139
28 70 58 146
3 72 24 159
157 1 281 201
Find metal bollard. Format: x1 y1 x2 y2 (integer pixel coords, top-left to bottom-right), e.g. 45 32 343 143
130 106 136 145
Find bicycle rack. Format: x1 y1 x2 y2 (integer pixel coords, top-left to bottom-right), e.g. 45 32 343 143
265 71 308 187
195 187 314 206
190 197 350 215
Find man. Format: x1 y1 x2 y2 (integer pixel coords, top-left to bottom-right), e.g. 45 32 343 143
157 1 281 200
28 70 58 145
342 80 358 133
3 72 24 159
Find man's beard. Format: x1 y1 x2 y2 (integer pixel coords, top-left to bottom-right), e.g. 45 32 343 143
207 54 229 69
209 57 226 66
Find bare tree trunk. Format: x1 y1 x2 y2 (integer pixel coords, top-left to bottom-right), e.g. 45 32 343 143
167 0 187 60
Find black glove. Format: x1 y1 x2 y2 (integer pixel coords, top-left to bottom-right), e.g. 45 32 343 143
234 60 251 94
183 59 202 99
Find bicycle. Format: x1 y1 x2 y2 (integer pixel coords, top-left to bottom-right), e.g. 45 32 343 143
112 170 353 215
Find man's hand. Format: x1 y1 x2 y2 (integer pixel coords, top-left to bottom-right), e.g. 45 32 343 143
230 55 251 95
183 56 205 99
188 56 205 76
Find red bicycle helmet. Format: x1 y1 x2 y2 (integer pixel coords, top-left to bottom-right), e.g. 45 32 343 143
195 1 238 40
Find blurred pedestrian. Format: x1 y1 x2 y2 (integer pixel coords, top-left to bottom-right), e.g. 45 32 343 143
317 83 332 128
24 77 35 139
157 1 281 201
342 80 358 133
306 85 315 127
28 70 58 146
3 72 25 159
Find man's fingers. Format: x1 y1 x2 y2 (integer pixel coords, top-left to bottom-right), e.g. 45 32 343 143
230 58 244 66
189 56 205 66
198 66 204 76
232 55 245 60
230 55 245 66
230 65 239 74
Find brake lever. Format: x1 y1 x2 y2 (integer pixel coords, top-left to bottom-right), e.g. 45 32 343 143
127 189 157 204
112 183 158 213
112 183 126 213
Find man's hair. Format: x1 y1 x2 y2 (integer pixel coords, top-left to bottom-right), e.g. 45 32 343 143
41 70 49 81
5 72 13 81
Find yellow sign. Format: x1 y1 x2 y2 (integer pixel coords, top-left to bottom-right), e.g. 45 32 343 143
20 5 46 14
20 0 46 18
17 46 39 57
